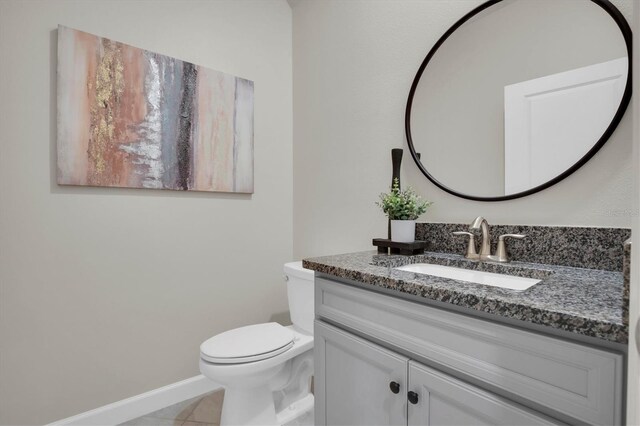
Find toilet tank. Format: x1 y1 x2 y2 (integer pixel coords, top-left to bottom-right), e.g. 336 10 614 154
284 261 314 335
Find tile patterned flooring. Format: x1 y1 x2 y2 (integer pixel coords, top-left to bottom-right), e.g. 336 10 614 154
120 379 313 426
119 390 224 426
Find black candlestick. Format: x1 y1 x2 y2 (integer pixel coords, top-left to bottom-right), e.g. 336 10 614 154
388 149 403 239
391 149 403 190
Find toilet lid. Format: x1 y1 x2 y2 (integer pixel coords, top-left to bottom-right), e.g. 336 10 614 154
200 322 295 364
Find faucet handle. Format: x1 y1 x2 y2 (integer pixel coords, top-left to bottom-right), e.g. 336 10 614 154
500 233 526 240
495 234 527 262
452 231 479 260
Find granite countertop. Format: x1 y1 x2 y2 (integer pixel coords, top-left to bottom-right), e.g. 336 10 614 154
303 251 627 345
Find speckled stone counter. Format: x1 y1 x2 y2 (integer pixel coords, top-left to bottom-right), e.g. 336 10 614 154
416 223 630 271
303 251 627 345
623 240 631 326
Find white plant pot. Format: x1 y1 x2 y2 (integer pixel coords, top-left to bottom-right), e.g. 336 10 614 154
390 220 416 243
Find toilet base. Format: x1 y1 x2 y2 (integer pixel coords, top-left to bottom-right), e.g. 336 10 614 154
221 385 278 425
276 394 314 426
219 387 314 426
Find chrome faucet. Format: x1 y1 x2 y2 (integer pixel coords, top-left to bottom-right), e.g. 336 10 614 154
470 216 492 260
452 216 527 263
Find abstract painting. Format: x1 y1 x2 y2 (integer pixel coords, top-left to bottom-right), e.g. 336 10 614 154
57 26 254 193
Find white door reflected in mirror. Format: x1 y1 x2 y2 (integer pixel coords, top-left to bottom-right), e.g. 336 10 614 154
504 57 628 194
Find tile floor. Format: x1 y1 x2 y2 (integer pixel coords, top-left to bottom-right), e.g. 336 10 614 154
120 379 313 426
119 390 224 426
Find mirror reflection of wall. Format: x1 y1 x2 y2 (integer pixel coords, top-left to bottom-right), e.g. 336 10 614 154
409 0 629 198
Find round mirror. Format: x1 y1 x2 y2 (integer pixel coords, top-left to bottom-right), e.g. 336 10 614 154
406 0 632 201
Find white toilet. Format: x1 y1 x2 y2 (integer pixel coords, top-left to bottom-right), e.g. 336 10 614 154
200 262 315 426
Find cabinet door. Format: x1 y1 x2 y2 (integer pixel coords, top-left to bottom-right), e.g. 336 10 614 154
315 321 408 426
407 361 564 426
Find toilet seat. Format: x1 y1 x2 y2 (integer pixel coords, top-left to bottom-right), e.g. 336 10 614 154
200 322 295 364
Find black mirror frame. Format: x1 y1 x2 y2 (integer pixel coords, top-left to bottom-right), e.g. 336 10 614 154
405 0 633 202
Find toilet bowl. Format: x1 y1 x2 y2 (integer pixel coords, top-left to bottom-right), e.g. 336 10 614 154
200 262 314 426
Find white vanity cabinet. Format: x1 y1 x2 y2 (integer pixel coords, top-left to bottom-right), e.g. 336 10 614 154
314 277 625 426
314 321 407 426
406 359 561 426
316 321 562 426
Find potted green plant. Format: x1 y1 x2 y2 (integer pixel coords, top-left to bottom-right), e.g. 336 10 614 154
377 178 432 242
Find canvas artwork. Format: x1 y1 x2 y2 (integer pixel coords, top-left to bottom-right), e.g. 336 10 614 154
57 26 254 193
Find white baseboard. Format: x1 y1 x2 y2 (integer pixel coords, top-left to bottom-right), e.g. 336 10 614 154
47 375 221 426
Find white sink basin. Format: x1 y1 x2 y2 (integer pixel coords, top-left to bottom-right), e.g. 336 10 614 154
395 263 541 291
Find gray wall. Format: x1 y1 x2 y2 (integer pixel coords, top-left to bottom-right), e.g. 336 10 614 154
292 0 634 259
0 1 293 424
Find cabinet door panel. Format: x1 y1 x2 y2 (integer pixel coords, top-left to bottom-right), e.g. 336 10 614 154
408 361 565 426
315 321 408 426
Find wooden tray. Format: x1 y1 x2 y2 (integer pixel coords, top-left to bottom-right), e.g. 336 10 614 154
372 239 428 255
